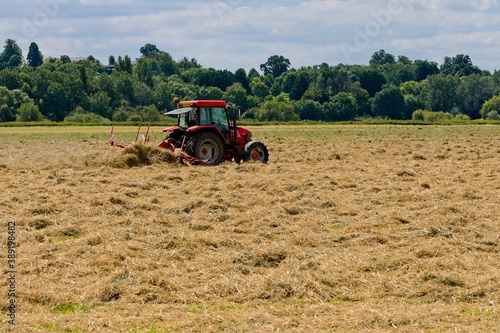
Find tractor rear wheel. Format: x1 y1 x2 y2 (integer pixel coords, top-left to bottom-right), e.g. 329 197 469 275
244 141 269 163
191 132 224 165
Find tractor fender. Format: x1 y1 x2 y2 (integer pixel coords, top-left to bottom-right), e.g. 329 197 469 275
187 126 227 145
163 125 180 133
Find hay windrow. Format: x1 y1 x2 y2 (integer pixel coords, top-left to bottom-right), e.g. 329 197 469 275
108 144 177 168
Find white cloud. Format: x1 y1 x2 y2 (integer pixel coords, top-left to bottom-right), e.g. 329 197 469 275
471 0 498 10
2 0 500 71
79 0 131 5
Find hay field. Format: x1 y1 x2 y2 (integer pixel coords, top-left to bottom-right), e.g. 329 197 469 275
0 125 499 332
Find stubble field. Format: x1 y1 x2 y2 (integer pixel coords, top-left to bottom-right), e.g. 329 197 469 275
0 124 499 332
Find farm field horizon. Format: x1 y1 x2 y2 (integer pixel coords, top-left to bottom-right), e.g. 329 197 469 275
0 124 499 332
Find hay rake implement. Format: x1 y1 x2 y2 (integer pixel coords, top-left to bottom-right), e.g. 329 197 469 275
108 121 151 148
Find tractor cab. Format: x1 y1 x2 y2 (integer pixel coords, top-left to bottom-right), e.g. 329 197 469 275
165 100 231 142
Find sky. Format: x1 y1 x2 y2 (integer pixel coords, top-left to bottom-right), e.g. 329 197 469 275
2 0 500 72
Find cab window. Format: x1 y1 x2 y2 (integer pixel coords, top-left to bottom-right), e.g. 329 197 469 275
200 108 211 126
179 109 196 128
212 107 229 131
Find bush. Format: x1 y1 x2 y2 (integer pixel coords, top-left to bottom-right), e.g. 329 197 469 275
481 95 500 119
486 111 500 120
412 109 453 122
17 102 44 122
112 100 134 122
254 100 299 122
110 103 161 123
242 107 257 120
0 105 16 122
412 109 425 121
325 92 358 121
127 115 142 123
134 105 161 122
112 110 129 122
425 111 453 122
454 113 470 121
296 99 324 121
64 107 111 124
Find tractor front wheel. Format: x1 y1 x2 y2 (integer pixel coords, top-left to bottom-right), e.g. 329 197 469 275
244 141 269 163
191 132 224 165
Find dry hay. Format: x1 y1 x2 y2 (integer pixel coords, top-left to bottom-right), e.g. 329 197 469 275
0 125 498 332
108 144 177 168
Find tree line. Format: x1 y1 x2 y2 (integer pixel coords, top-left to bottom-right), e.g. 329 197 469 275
1 39 500 123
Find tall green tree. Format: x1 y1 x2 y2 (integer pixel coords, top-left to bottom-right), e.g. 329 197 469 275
178 57 201 71
248 68 260 79
134 58 154 87
352 85 371 117
0 68 23 90
27 42 44 68
140 43 160 58
183 68 235 91
397 55 412 65
457 74 495 119
156 51 178 77
369 49 396 66
400 80 426 117
153 82 172 111
95 73 120 108
60 55 71 64
281 72 297 94
423 74 459 112
223 83 248 111
400 80 426 96
296 99 324 120
323 64 357 97
87 91 112 119
165 75 197 102
115 55 133 74
234 68 250 93
414 59 439 81
440 54 481 76
358 68 387 97
260 55 291 78
132 81 154 106
289 71 309 100
198 86 224 101
302 80 329 104
1 39 23 69
372 85 406 119
250 77 270 100
394 63 415 84
40 81 72 121
325 92 358 121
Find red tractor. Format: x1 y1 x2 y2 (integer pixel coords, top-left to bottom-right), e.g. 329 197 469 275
158 99 269 165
